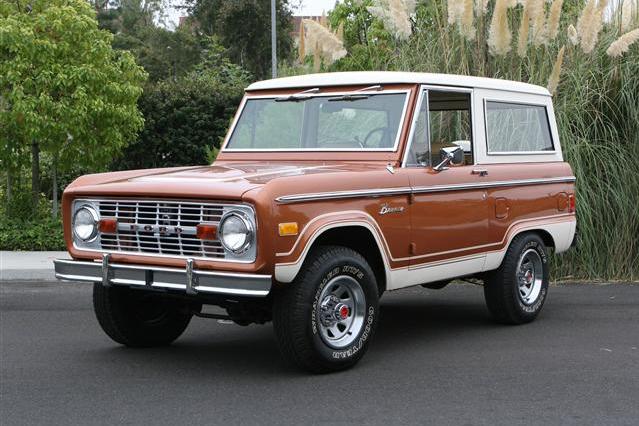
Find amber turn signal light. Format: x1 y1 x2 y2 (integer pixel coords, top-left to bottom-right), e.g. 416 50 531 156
196 223 218 240
278 222 299 236
98 218 117 234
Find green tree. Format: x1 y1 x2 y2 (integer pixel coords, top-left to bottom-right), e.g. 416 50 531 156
187 0 294 79
327 0 397 71
112 25 206 82
95 0 209 82
0 0 146 217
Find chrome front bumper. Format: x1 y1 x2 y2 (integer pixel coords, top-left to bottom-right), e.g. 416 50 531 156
54 255 271 297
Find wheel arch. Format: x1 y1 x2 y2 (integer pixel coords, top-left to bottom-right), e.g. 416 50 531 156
519 228 556 249
274 222 391 294
312 226 387 295
484 218 576 272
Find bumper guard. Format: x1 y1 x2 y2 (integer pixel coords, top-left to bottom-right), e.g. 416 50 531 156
54 255 271 297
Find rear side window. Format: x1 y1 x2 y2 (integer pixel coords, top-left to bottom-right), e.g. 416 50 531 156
485 101 554 153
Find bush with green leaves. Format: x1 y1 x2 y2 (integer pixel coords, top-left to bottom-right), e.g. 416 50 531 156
0 190 64 251
112 51 250 170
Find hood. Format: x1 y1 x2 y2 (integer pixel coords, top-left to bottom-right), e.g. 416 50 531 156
64 162 370 200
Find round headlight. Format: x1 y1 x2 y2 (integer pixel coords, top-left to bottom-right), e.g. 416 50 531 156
73 206 98 241
219 212 253 254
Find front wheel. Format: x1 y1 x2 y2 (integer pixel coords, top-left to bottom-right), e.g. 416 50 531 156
93 283 192 347
273 246 379 373
484 233 549 324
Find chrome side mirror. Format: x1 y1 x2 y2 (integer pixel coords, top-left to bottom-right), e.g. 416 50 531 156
433 146 464 172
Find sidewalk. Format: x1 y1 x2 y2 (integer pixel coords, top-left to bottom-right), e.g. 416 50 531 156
0 251 70 282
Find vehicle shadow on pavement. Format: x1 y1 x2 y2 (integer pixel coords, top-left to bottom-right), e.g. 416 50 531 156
373 298 497 351
88 289 496 376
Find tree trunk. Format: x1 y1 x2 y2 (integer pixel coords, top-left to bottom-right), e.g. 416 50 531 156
52 161 58 220
6 171 12 202
31 140 40 211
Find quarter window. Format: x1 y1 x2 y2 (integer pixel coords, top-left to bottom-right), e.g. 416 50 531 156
485 102 554 153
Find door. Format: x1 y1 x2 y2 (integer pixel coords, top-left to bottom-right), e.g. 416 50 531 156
405 87 491 276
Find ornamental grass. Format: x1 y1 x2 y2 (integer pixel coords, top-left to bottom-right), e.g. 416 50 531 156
290 0 639 280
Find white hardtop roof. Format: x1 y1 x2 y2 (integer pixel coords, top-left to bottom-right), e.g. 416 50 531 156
247 71 550 96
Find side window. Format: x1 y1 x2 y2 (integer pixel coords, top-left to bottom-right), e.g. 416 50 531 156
405 91 430 166
485 101 554 153
428 91 473 166
405 89 473 166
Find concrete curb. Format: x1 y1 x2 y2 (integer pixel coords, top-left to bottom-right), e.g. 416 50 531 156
0 251 70 282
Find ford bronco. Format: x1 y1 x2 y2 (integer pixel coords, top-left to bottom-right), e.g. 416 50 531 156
55 72 577 373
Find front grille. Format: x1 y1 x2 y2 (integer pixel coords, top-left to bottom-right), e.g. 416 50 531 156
97 200 226 259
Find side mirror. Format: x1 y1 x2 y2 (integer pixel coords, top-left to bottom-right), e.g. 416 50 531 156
433 146 464 172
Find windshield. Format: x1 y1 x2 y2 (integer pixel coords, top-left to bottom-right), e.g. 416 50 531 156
225 92 408 151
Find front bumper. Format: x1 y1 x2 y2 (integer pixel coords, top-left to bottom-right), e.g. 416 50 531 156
54 255 271 297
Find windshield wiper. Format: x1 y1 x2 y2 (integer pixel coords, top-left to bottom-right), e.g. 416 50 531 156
327 94 370 102
274 94 312 102
274 87 320 102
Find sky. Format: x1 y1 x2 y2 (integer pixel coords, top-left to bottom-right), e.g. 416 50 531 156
164 0 341 30
293 0 339 16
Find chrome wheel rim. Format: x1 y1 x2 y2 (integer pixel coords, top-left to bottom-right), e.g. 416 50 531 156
316 275 366 349
516 248 544 305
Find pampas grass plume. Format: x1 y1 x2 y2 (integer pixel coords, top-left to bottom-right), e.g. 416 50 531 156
576 0 596 37
449 0 465 25
528 0 547 46
488 0 513 55
547 45 565 95
578 0 605 54
298 22 306 63
461 0 476 40
517 7 530 56
606 28 639 57
546 0 563 41
303 19 347 65
567 24 579 45
475 0 489 16
368 0 415 40
313 41 321 72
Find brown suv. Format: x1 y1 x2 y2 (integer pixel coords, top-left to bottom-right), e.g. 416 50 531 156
55 72 577 372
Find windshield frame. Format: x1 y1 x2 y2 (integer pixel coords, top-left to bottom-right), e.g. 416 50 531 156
221 89 412 153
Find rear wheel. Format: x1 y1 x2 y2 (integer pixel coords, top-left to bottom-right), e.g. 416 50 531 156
93 283 192 347
273 246 379 373
484 233 549 324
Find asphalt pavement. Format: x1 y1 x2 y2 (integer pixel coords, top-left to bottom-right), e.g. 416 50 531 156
1 281 638 425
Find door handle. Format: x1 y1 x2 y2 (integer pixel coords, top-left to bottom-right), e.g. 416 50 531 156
472 168 488 177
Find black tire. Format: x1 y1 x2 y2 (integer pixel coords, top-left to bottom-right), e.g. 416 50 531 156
421 280 450 290
93 283 192 347
273 246 379 373
484 233 550 325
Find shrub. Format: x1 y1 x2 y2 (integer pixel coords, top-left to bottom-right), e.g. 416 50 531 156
0 191 64 250
112 57 249 170
0 217 65 251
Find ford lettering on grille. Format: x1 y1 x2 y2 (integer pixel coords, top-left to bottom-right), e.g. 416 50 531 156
98 200 225 259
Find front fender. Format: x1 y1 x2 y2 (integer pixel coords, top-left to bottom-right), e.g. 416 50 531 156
273 211 392 284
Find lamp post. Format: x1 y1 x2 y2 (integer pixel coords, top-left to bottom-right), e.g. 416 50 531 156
271 0 277 78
